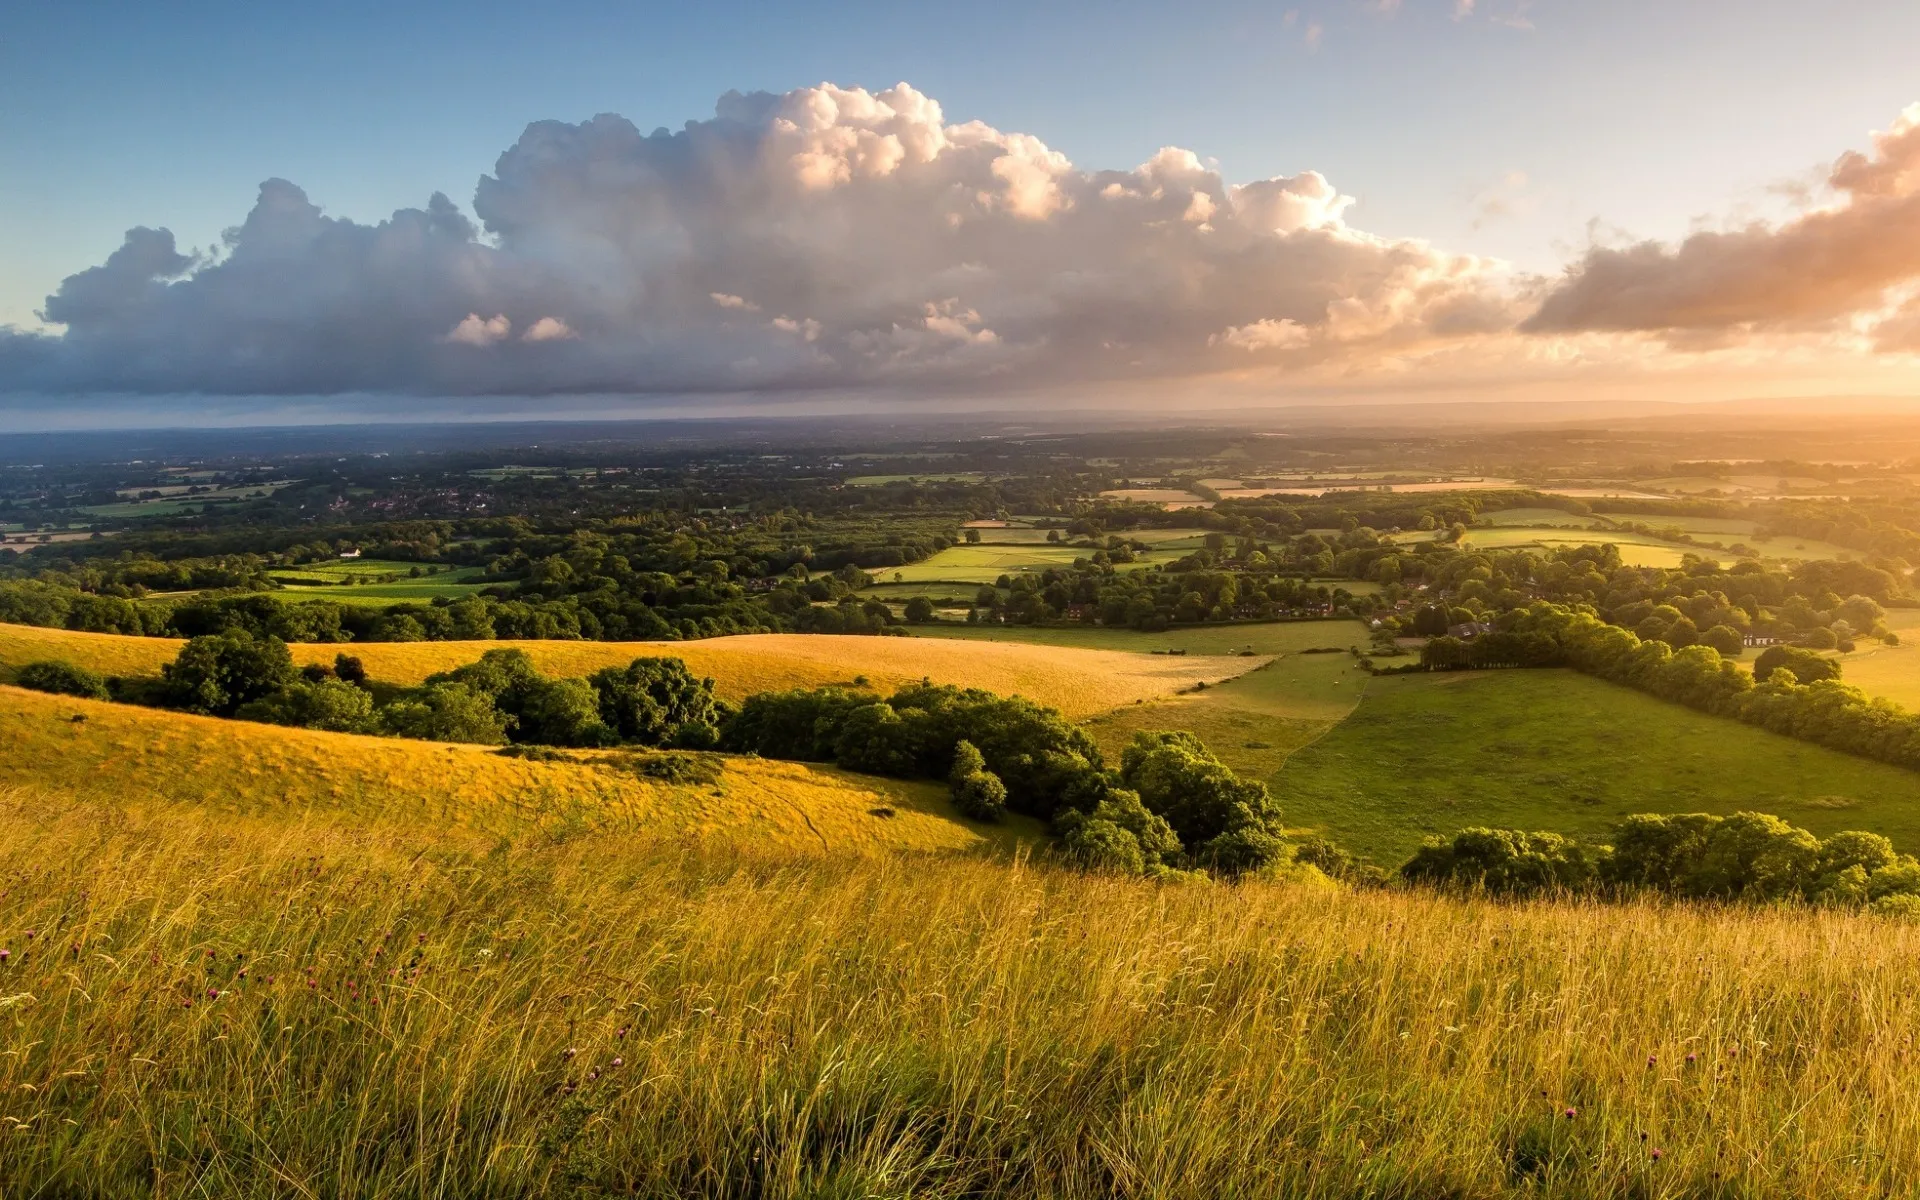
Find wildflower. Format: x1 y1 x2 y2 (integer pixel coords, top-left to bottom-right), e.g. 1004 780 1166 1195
1651 1149 1664 1161
1563 1107 1577 1119
611 1057 623 1068
1646 1055 1656 1067
0 949 9 964
563 1048 577 1059
1686 1052 1697 1064
207 988 219 999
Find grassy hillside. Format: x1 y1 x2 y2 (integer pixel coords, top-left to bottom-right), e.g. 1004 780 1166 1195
1279 669 1920 862
0 685 1034 854
0 790 1914 1196
0 623 1265 719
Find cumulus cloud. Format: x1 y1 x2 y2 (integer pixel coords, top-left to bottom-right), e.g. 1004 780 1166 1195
1527 104 1920 345
0 81 1520 398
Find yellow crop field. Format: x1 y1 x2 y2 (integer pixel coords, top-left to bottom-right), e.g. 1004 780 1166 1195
0 685 1035 855
0 623 1265 718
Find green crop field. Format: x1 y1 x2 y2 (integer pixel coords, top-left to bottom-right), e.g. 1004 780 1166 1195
887 543 1179 582
264 559 492 605
1275 669 1920 862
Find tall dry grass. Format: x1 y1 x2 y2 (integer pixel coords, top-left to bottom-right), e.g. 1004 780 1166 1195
1 786 1916 1197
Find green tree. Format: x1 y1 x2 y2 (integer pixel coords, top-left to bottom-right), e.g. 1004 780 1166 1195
163 631 298 716
948 739 1009 821
381 682 511 744
1753 644 1841 685
903 596 936 623
588 657 720 746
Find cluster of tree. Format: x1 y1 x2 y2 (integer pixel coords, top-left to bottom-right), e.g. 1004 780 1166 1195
1505 602 1920 773
0 566 912 645
970 558 1361 631
722 684 1290 874
1403 811 1920 914
16 635 726 749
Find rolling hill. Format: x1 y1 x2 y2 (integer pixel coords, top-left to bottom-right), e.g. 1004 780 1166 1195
0 684 1037 854
0 623 1265 719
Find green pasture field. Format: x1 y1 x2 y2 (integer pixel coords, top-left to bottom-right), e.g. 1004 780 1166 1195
1276 668 1920 863
266 559 491 606
1086 646 1372 783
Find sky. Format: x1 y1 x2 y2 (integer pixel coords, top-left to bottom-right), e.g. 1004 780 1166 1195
4 0 1920 424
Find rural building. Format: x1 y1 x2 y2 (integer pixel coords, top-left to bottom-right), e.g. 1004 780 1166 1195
338 549 362 558
1742 634 1780 647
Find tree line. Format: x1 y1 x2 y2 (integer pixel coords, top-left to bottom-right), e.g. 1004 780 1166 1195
1404 812 1920 915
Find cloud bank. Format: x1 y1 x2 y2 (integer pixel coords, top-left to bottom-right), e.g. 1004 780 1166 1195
0 82 1518 397
5 85 1920 405
1528 104 1920 349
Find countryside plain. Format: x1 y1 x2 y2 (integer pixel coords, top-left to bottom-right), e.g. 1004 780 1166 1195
6 415 1920 1195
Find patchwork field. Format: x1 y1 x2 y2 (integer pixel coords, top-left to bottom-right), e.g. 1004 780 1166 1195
0 624 1267 720
0 684 1029 853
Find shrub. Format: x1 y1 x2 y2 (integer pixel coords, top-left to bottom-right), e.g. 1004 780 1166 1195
13 659 109 700
235 678 378 734
1120 731 1285 869
382 682 512 745
1402 828 1602 896
948 740 1009 822
1054 789 1181 874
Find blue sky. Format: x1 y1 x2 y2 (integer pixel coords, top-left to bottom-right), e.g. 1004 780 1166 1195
6 0 1916 329
4 0 1920 417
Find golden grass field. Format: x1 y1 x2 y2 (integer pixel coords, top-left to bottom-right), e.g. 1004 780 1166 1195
0 685 1035 855
2 786 1917 1196
0 623 1265 719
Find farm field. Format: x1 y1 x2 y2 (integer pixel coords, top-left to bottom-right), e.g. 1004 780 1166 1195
1456 526 1741 567
0 624 1268 719
1276 669 1920 863
266 558 493 604
885 541 1192 582
1796 606 1920 709
0 684 1026 854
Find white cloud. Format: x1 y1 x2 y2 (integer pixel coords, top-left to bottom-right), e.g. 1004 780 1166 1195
447 313 510 346
3 80 1518 397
